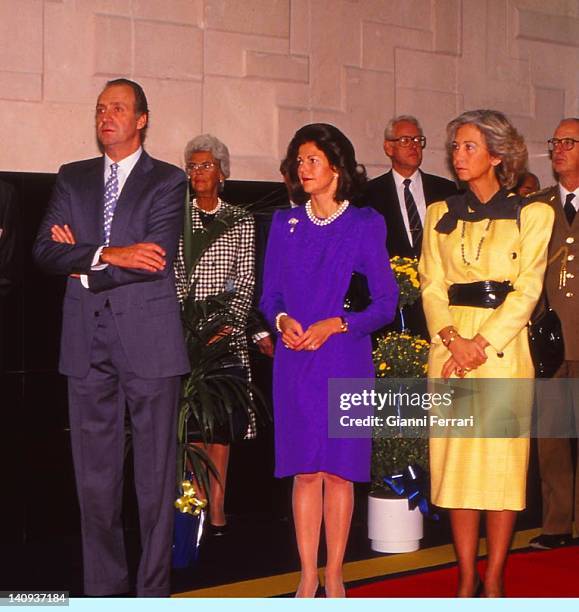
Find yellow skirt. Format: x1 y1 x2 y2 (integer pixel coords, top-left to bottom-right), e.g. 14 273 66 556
428 305 534 511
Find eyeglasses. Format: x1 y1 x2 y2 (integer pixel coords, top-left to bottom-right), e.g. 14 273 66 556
547 138 579 152
187 161 218 172
387 136 427 148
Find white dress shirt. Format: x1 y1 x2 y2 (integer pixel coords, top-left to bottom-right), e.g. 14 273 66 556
392 168 426 247
559 184 579 212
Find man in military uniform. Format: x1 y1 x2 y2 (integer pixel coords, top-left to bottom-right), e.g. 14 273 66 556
530 118 579 550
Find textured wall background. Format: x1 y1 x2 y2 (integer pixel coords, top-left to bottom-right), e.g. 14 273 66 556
0 0 577 185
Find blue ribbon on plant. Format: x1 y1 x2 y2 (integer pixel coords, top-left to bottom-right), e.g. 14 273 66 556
384 464 439 521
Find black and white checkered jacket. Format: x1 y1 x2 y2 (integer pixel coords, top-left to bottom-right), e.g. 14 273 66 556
174 199 256 437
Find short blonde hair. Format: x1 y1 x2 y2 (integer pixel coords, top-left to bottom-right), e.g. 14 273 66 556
446 110 527 189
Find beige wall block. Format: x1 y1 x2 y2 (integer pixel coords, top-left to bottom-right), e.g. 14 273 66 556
433 0 461 55
0 101 97 172
274 82 311 109
395 49 457 93
230 155 283 183
396 87 460 153
138 78 203 168
205 0 290 37
362 22 433 72
517 8 579 46
246 51 309 82
512 87 566 144
514 0 579 16
80 0 132 16
43 1 96 103
308 1 361 110
362 0 432 30
290 0 310 54
203 76 277 158
480 78 532 116
94 15 132 76
205 30 288 77
277 107 313 159
344 67 395 167
0 0 42 73
0 71 42 102
135 21 203 80
133 0 203 25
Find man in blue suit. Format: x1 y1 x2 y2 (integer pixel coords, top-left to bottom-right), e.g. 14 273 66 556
33 79 189 597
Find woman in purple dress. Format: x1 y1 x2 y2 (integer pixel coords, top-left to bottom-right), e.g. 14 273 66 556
260 124 398 597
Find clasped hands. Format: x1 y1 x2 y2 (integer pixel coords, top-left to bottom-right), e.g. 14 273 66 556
51 224 166 272
440 327 489 379
278 315 342 352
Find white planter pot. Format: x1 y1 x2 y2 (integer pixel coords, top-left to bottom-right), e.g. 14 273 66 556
368 494 423 553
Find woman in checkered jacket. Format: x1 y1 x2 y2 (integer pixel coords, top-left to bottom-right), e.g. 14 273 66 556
174 134 255 535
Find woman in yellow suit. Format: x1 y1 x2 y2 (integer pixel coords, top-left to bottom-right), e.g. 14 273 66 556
419 110 554 597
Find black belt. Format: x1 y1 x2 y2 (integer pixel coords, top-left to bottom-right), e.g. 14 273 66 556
448 281 513 309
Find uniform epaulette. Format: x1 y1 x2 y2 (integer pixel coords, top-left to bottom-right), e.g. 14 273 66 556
523 186 557 204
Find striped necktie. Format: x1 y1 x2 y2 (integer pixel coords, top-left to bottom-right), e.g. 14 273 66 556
403 178 423 252
103 162 119 245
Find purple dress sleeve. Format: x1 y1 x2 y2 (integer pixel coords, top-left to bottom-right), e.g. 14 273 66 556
259 209 287 330
344 208 398 337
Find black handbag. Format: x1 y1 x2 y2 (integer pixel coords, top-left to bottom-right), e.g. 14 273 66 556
343 271 371 312
528 305 565 378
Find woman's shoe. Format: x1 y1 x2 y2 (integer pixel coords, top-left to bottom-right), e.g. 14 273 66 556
208 523 229 536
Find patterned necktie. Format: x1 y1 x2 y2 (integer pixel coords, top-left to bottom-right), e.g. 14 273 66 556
564 193 576 225
103 162 119 245
403 178 423 252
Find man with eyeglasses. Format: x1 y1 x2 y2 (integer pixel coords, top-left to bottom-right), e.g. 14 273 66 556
363 115 457 338
530 117 579 551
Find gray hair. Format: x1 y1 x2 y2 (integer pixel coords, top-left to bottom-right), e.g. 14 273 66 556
446 109 527 189
384 115 423 140
183 133 231 179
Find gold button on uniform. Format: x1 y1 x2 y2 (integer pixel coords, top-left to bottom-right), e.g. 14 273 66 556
565 292 574 298
567 273 575 279
568 255 575 261
566 236 574 244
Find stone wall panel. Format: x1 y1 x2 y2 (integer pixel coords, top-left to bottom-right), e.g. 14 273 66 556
0 0 43 73
134 21 203 80
0 0 575 179
204 31 288 77
205 0 290 37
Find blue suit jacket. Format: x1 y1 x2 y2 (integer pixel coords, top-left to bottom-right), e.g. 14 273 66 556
33 151 190 379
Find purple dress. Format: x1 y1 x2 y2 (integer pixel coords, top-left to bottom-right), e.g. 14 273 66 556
260 205 398 481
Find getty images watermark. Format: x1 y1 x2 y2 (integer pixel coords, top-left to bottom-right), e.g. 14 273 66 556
328 378 579 439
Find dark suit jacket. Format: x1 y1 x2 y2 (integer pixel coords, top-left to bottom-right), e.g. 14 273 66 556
33 151 190 379
362 169 458 258
361 169 457 338
0 179 16 297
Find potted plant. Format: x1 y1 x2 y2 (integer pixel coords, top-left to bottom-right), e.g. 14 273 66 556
368 257 432 553
173 292 266 568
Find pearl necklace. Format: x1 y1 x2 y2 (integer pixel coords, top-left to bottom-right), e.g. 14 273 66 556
305 200 349 226
193 197 222 215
